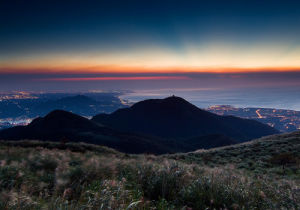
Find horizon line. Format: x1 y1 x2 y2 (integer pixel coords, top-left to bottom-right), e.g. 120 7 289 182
1 66 300 74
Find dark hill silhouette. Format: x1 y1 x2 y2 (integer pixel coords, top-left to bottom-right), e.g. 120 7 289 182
92 96 279 142
0 109 239 154
0 97 279 154
0 110 173 154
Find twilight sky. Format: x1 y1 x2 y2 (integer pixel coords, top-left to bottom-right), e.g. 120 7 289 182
1 0 300 104
1 0 300 72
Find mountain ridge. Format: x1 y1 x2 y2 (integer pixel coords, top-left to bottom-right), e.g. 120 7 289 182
92 96 279 141
0 96 279 154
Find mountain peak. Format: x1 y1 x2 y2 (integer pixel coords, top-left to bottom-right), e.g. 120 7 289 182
29 109 97 130
160 95 191 104
135 95 190 104
42 109 83 121
130 96 199 112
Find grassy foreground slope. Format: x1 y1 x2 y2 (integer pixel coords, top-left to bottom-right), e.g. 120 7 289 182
0 133 299 209
171 131 300 178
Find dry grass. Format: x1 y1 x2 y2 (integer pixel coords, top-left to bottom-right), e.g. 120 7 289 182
0 141 299 209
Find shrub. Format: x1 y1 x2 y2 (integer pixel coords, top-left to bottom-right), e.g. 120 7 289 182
0 166 21 190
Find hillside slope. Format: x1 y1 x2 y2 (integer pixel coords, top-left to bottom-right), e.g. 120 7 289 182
0 132 299 209
170 131 300 177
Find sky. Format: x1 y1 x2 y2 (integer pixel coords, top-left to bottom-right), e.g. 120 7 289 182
1 0 300 109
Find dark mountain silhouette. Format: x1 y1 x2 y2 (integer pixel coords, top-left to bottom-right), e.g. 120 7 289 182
0 109 238 154
0 110 172 154
92 96 279 142
0 97 279 154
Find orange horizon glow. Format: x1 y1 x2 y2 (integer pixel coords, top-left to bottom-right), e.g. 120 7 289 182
1 65 300 74
36 76 190 81
1 42 300 74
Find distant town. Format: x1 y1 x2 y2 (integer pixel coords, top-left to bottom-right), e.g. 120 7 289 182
0 91 127 130
207 105 300 133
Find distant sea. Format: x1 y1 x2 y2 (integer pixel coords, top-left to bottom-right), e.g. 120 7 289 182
121 86 300 111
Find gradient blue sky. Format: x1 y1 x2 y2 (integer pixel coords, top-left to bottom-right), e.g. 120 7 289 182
1 0 300 109
1 0 300 72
